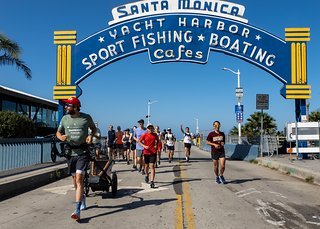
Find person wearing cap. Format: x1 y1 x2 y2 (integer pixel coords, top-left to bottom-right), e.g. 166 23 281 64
165 128 176 163
56 97 96 221
138 124 159 188
133 119 147 174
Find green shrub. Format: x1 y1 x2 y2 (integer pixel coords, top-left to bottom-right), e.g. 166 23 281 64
0 111 35 138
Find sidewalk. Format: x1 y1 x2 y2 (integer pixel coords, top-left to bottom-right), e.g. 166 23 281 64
0 162 68 201
256 154 320 185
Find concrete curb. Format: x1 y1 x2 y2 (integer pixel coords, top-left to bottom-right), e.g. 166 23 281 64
256 157 320 186
0 164 68 201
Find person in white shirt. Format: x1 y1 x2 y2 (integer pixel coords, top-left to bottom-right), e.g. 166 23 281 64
181 125 194 162
165 128 175 163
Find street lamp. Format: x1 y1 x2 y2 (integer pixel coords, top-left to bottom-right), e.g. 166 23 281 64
147 99 158 125
223 67 242 144
194 118 199 134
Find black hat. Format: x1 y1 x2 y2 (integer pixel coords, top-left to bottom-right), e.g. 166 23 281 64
147 123 154 129
138 119 144 123
167 128 171 131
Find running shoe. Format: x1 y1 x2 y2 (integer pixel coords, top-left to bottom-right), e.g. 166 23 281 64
80 195 86 211
127 161 130 165
141 170 146 175
215 176 221 184
219 176 226 184
150 181 155 188
71 210 80 221
133 165 137 169
158 160 160 165
138 166 142 172
145 176 149 183
187 157 190 162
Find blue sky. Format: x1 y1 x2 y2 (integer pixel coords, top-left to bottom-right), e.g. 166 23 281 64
0 0 319 137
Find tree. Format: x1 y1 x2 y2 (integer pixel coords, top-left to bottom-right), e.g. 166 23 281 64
0 111 35 138
244 112 277 138
309 111 320 122
0 33 32 79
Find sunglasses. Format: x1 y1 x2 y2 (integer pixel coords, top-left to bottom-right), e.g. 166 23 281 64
64 103 74 108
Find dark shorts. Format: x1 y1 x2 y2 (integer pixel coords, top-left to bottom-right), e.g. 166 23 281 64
94 143 101 149
67 154 90 175
144 154 157 164
107 142 115 148
211 151 225 160
131 143 136 150
124 142 130 150
116 144 123 149
167 145 175 151
184 143 192 149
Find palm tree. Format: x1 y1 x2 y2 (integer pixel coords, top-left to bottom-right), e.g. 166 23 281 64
0 33 32 79
244 112 277 138
309 111 320 122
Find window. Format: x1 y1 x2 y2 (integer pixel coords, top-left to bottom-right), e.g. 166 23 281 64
2 100 16 112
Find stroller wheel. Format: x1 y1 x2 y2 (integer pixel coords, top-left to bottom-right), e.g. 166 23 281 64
111 172 118 197
51 149 57 163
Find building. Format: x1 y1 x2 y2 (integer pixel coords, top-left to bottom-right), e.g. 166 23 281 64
0 85 58 136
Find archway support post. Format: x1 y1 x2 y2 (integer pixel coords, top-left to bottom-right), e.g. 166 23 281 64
53 30 77 121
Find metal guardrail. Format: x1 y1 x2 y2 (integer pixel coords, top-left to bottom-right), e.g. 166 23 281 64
0 138 52 171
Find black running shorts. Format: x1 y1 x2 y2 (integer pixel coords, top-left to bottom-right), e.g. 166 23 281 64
144 154 157 164
67 154 90 175
184 143 192 149
211 151 225 160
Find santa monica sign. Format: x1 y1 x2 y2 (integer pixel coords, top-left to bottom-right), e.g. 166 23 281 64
53 0 311 121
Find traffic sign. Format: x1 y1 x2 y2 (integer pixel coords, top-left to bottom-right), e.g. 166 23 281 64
256 94 269 110
235 87 243 97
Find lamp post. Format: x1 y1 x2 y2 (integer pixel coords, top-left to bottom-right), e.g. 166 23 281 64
194 118 199 134
223 67 242 144
147 99 158 125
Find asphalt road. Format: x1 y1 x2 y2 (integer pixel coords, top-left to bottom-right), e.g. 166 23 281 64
1 143 320 229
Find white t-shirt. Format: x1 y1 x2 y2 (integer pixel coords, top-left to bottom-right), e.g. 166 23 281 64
165 133 175 146
183 132 193 144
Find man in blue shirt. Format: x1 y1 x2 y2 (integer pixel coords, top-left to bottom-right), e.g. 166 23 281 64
133 119 147 174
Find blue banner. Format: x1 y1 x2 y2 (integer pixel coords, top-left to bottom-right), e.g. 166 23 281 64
74 14 290 84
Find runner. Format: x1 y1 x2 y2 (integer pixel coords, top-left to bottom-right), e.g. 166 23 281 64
161 129 167 153
115 126 124 161
154 125 162 167
122 128 131 165
56 97 96 221
206 120 227 184
165 128 176 163
134 119 147 174
138 123 159 188
130 126 137 169
91 122 102 159
106 125 116 160
180 124 194 162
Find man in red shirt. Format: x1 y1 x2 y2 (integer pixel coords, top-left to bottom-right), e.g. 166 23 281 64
206 121 226 184
138 124 159 188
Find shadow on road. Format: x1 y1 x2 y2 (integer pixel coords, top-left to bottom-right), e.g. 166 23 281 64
226 178 262 184
80 197 176 223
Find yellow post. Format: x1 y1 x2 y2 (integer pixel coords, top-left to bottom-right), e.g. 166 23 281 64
284 28 311 99
53 30 77 100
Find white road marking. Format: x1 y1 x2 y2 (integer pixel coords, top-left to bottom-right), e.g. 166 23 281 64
268 191 287 199
306 221 320 226
256 199 286 226
43 185 74 195
119 182 168 195
236 188 261 198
